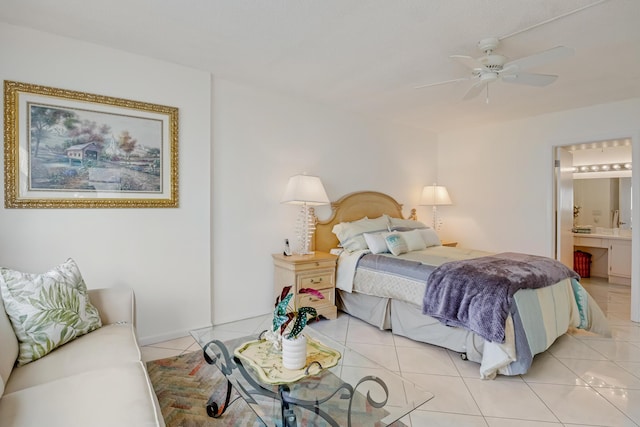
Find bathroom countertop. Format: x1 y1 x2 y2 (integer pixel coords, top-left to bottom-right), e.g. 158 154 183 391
573 231 631 240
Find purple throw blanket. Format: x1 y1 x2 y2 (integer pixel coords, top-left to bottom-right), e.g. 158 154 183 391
422 252 578 343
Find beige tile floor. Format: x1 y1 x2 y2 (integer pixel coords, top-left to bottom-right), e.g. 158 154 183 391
142 277 640 426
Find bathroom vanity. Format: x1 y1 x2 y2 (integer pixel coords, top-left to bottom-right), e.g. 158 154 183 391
573 229 632 285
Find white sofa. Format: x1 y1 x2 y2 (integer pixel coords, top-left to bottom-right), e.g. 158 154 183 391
0 288 165 427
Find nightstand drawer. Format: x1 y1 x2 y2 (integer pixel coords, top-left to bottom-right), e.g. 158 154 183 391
273 251 338 320
292 259 337 272
297 288 334 308
299 271 333 290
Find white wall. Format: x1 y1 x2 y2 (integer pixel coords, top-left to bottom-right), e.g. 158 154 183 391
437 98 640 320
0 23 212 343
0 23 438 340
437 98 640 252
2 24 637 334
211 79 438 324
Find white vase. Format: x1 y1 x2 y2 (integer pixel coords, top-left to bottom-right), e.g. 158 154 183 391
281 335 307 370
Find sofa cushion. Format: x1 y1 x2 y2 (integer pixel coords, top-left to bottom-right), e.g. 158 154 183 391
4 322 140 394
0 362 163 427
0 259 102 366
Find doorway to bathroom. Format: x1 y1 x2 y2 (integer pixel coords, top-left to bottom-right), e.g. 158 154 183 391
554 137 636 321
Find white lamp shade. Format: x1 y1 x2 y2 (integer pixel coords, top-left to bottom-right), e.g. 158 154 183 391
281 175 330 206
420 185 452 206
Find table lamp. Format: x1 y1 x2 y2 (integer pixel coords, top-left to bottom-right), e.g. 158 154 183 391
281 174 329 254
419 184 452 229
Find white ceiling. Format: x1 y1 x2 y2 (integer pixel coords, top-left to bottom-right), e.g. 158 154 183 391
1 0 639 133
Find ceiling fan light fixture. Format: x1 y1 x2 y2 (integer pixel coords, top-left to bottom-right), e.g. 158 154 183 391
480 72 498 83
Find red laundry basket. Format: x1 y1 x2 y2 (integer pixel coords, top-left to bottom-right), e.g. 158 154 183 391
573 250 592 278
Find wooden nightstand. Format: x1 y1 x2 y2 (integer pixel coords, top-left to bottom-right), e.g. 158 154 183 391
272 251 338 320
441 241 458 247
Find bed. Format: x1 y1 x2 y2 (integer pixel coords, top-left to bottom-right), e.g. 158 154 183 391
314 191 611 379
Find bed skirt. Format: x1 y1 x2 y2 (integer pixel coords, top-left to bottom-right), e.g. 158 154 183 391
337 289 484 364
336 289 392 330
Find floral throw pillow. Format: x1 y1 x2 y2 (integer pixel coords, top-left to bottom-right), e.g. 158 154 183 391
0 258 102 366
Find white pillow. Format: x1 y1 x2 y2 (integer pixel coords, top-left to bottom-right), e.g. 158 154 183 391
0 259 102 366
332 215 390 252
401 229 427 251
420 228 442 247
339 235 369 252
385 233 408 256
388 217 428 230
363 232 391 254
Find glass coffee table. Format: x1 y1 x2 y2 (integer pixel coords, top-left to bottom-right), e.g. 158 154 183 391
191 318 433 426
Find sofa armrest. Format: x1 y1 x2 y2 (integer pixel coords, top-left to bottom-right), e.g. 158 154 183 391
87 288 136 327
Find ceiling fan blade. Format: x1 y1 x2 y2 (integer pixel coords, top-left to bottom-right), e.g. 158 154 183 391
450 55 486 70
502 72 558 86
414 77 469 90
462 80 486 100
504 46 574 72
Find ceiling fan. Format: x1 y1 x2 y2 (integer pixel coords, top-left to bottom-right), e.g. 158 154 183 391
415 37 574 102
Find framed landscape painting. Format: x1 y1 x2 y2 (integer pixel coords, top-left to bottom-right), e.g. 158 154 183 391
4 81 178 208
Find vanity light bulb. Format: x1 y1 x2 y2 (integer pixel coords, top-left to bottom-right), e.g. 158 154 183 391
590 165 600 171
624 163 632 169
612 164 621 170
580 166 589 172
600 165 610 171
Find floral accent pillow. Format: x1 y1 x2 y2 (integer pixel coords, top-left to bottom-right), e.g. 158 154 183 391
0 259 102 366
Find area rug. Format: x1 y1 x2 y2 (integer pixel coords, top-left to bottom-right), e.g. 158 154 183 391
147 350 409 427
146 351 256 426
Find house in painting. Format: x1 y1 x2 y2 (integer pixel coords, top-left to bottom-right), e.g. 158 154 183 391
65 142 99 165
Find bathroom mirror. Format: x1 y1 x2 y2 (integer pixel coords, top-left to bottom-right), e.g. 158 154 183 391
574 177 632 228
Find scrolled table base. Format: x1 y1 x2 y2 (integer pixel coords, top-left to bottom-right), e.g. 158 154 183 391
201 338 391 426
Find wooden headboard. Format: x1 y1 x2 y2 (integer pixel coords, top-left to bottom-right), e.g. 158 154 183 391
314 191 409 253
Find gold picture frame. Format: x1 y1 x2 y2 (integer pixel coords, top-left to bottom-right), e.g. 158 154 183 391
4 81 179 208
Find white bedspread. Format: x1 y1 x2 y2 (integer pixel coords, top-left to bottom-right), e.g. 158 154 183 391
336 245 491 294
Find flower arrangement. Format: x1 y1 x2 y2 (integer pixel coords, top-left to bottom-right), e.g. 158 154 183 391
272 285 324 340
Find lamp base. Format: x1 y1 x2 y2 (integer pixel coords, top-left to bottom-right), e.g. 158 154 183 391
293 205 316 255
432 206 444 230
